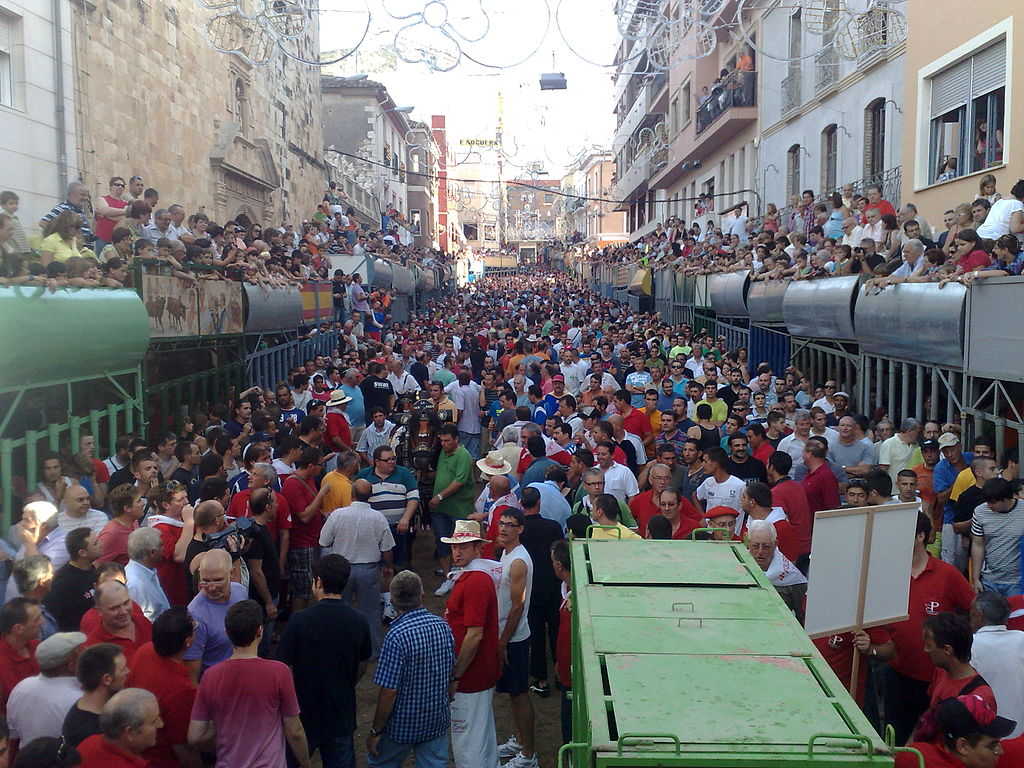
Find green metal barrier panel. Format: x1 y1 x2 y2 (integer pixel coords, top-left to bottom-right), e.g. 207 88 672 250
569 539 892 767
0 286 149 389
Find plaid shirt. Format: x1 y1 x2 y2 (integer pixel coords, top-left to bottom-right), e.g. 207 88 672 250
373 608 455 744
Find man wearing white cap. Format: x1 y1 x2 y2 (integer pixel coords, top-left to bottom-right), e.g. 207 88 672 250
7 631 85 746
441 520 502 768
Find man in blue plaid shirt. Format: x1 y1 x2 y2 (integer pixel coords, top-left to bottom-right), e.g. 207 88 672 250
367 570 455 767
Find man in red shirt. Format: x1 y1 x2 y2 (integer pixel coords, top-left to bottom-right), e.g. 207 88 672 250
740 482 799 561
813 626 891 705
860 513 975 745
0 598 42 717
442 520 501 768
767 451 813 567
655 488 701 539
84 581 152 663
613 390 652 454
747 423 775 466
146 485 194 607
77 687 163 768
629 462 674 536
324 390 353 451
923 612 996 714
127 607 198 768
280 448 329 614
799 440 840 535
551 540 573 744
226 462 293 541
896 695 1016 768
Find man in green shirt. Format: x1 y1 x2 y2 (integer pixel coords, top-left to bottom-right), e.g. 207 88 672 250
430 424 476 595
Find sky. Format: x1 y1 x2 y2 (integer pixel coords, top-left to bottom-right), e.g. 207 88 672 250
317 0 619 178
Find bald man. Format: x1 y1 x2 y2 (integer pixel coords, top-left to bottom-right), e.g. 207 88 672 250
318 479 394 655
84 580 152 663
182 549 247 682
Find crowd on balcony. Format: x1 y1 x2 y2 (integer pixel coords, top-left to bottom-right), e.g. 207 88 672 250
0 177 452 291
573 174 1024 289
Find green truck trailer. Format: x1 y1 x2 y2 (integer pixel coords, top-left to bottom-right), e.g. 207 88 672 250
564 538 916 767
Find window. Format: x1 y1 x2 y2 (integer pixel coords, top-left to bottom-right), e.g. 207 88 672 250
821 124 838 192
682 82 691 125
0 11 17 108
864 98 885 180
233 78 249 135
927 39 1006 183
410 209 421 235
787 144 801 198
463 222 479 240
670 96 679 133
544 193 554 205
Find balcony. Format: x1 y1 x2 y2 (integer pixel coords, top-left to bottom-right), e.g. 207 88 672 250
814 48 839 94
613 81 651 153
612 154 650 202
696 71 756 135
781 69 801 115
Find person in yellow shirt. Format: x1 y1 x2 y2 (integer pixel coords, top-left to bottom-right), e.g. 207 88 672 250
321 450 358 516
589 493 642 539
696 380 728 425
39 210 83 266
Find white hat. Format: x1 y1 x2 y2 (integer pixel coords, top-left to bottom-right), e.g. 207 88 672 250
476 450 513 476
326 390 352 407
938 432 960 449
440 519 490 544
36 632 86 670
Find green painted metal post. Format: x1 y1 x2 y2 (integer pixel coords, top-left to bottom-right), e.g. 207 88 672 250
106 404 118 456
1 439 13 531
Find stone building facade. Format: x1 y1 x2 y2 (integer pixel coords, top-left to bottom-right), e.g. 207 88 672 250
71 0 324 227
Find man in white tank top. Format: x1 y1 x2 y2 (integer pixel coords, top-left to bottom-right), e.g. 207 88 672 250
495 507 538 768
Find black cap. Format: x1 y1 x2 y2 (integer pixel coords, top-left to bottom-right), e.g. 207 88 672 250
921 439 940 450
937 695 1016 741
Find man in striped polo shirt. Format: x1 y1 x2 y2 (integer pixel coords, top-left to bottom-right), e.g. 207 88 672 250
358 445 420 568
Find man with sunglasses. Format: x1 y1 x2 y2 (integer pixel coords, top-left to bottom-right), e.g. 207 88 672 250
358 446 419 569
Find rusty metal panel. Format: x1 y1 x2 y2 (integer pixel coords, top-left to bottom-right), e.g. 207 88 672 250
243 284 302 333
747 279 788 324
855 282 966 367
783 276 860 340
708 270 750 317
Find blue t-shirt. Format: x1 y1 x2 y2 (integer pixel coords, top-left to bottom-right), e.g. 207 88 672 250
183 582 248 670
934 452 974 524
625 371 653 408
342 384 365 428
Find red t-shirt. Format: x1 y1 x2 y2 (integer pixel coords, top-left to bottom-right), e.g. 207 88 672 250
621 407 652 441
325 411 352 449
801 463 841 526
0 637 38 716
928 669 996 710
127 642 197 768
894 742 961 768
77 734 148 767
96 519 136 565
85 612 152 663
80 602 147 636
91 458 110 484
152 522 190 607
812 627 890 705
771 479 812 557
191 658 300 768
1008 595 1024 631
629 491 701 537
999 735 1024 766
740 517 801 562
281 475 322 549
445 570 500 694
556 593 571 689
959 249 992 272
93 195 129 242
752 441 774 467
862 199 897 223
227 490 293 540
887 557 975 681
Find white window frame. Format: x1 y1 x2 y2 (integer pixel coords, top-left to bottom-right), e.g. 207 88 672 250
0 10 18 110
913 17 1013 191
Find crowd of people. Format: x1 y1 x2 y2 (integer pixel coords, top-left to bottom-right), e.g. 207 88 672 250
0 178 451 292
576 175 1024 290
2 209 1024 766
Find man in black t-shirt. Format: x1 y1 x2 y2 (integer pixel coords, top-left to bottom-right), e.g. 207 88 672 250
952 457 999 537
245 489 280 657
62 643 127 747
331 269 346 323
45 527 99 631
359 361 395 414
725 433 767 483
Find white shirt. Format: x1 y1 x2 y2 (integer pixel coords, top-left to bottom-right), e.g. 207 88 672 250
318 501 395 564
272 458 296 479
809 426 840 449
600 462 639 502
7 674 82 743
695 474 747 532
582 372 619 393
126 558 171 622
971 625 1024 737
977 198 1024 239
777 432 808 468
498 543 534 644
811 396 835 415
57 508 110 538
387 370 420 396
560 360 590 395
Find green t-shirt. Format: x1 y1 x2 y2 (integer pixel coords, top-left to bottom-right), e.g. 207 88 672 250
541 319 554 335
432 368 456 387
434 445 475 519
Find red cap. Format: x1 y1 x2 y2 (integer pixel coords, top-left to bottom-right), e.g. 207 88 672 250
706 505 739 519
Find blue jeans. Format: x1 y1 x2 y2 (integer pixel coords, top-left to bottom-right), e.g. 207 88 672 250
981 579 1021 597
368 732 448 768
459 431 481 461
390 524 413 568
432 513 456 559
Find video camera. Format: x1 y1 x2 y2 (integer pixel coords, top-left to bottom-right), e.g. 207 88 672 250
206 516 257 550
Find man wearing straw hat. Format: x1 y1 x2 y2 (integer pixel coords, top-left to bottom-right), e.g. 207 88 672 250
441 519 502 768
430 426 475 596
324 389 354 453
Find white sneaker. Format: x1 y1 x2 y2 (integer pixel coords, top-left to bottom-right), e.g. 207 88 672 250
433 578 454 597
498 736 523 760
504 752 539 768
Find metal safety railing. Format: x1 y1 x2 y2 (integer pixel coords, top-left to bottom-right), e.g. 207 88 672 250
247 330 343 390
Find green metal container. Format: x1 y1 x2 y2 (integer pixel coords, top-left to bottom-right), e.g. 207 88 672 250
567 539 894 767
0 286 150 389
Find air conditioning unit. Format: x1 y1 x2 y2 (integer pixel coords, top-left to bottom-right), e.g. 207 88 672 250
540 73 568 90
